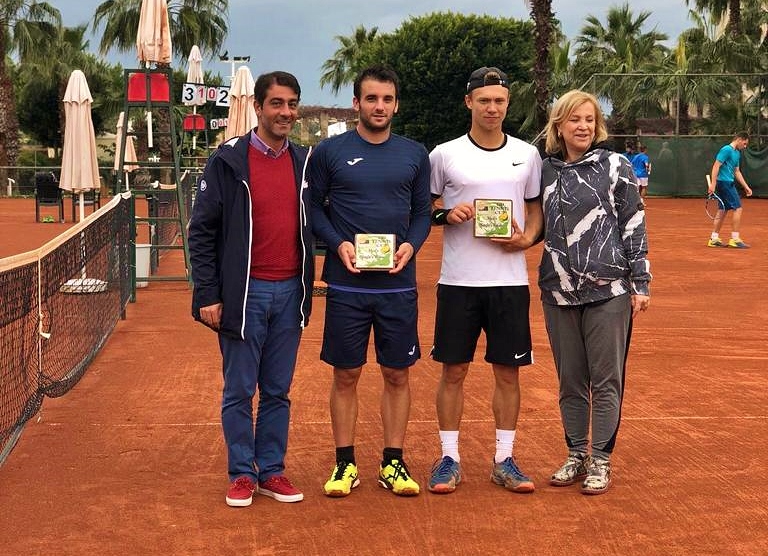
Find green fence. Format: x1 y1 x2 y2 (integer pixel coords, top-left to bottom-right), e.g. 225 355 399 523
626 137 768 198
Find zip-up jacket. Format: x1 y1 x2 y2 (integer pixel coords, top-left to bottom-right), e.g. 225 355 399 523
189 132 313 338
539 146 651 306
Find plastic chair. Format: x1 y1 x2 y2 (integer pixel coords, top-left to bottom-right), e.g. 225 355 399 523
34 172 64 223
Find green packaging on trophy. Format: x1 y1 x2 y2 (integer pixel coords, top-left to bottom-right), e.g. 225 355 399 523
354 233 395 270
474 199 512 238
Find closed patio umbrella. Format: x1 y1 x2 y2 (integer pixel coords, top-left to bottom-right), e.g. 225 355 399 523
136 0 172 66
185 45 205 150
185 45 204 93
224 65 257 141
114 111 139 190
58 69 105 293
60 70 100 223
136 0 172 147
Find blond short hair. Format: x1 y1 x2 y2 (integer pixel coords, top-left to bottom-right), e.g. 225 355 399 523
544 90 608 155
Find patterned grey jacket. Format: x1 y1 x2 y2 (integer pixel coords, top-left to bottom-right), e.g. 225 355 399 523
538 146 651 306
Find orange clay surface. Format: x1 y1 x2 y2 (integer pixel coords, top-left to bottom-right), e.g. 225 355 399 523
0 196 766 555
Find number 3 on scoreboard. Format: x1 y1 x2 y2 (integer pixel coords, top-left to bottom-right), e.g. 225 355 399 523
181 82 205 104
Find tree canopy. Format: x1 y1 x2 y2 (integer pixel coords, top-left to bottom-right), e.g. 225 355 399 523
0 0 61 167
4 2 768 167
358 12 535 149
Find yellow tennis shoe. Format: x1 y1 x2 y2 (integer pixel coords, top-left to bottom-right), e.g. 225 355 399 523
378 458 420 496
323 461 360 497
728 238 750 249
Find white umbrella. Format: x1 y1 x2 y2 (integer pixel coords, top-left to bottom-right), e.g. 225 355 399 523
114 111 139 190
185 45 204 93
185 45 205 150
224 65 257 141
58 70 105 293
60 70 100 223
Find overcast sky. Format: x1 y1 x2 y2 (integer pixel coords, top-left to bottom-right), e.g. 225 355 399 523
63 0 695 106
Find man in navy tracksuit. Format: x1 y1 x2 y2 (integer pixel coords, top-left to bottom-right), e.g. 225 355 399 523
309 65 431 498
189 71 312 508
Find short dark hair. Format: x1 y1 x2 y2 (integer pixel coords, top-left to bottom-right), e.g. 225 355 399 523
353 65 400 100
734 131 750 140
253 71 301 105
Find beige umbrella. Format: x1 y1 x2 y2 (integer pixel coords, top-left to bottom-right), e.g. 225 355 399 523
224 65 257 141
185 45 205 95
114 111 139 190
136 0 172 147
136 0 172 67
60 70 100 223
185 45 205 150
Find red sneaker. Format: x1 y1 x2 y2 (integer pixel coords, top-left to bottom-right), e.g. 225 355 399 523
258 475 304 503
226 476 256 507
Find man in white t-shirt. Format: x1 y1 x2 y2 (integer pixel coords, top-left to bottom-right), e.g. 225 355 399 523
427 66 543 495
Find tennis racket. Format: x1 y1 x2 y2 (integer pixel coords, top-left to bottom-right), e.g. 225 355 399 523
704 175 723 219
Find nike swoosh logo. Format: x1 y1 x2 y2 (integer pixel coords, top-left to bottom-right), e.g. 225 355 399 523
512 162 525 166
347 157 364 166
408 345 416 355
514 352 528 359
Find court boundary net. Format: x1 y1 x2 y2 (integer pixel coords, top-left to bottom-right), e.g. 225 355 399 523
0 192 133 466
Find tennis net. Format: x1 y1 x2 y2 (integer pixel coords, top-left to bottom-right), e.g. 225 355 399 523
0 192 133 465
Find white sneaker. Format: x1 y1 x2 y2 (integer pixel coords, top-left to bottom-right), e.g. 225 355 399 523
581 456 611 495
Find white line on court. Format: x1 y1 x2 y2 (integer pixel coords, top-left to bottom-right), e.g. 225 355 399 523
37 415 768 427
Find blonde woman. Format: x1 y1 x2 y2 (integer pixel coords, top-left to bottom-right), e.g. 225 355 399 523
539 90 651 495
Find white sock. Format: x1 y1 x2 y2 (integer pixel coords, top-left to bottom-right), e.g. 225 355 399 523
731 232 740 240
494 429 516 463
439 430 460 462
711 232 720 240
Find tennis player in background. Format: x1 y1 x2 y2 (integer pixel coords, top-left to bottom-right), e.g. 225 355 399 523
188 71 313 507
707 131 753 248
632 144 650 203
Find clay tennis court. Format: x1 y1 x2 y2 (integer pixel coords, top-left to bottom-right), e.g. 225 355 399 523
1 196 766 555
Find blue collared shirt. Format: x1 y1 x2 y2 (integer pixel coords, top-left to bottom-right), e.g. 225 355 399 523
249 130 288 159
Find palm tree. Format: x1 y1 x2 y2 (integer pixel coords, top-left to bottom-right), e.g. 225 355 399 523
675 6 767 135
0 1 60 168
573 3 668 137
661 22 715 133
685 0 743 35
524 0 555 132
92 0 228 65
319 25 378 95
509 39 572 137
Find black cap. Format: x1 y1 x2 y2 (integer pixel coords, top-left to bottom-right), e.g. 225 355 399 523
466 67 509 93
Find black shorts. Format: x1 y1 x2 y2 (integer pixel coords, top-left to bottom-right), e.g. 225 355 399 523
432 284 533 366
321 288 420 369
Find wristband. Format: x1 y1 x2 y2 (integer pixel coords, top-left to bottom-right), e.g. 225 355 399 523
431 208 450 225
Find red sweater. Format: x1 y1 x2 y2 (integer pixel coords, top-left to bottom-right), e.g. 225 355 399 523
247 145 300 280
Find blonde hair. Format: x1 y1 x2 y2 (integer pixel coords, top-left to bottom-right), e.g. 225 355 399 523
544 90 608 155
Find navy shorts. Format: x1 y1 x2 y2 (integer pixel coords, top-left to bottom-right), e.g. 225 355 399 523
432 284 533 367
321 288 420 369
715 180 742 210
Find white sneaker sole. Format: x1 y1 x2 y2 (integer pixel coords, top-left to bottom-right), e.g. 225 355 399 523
258 488 304 503
225 496 253 507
